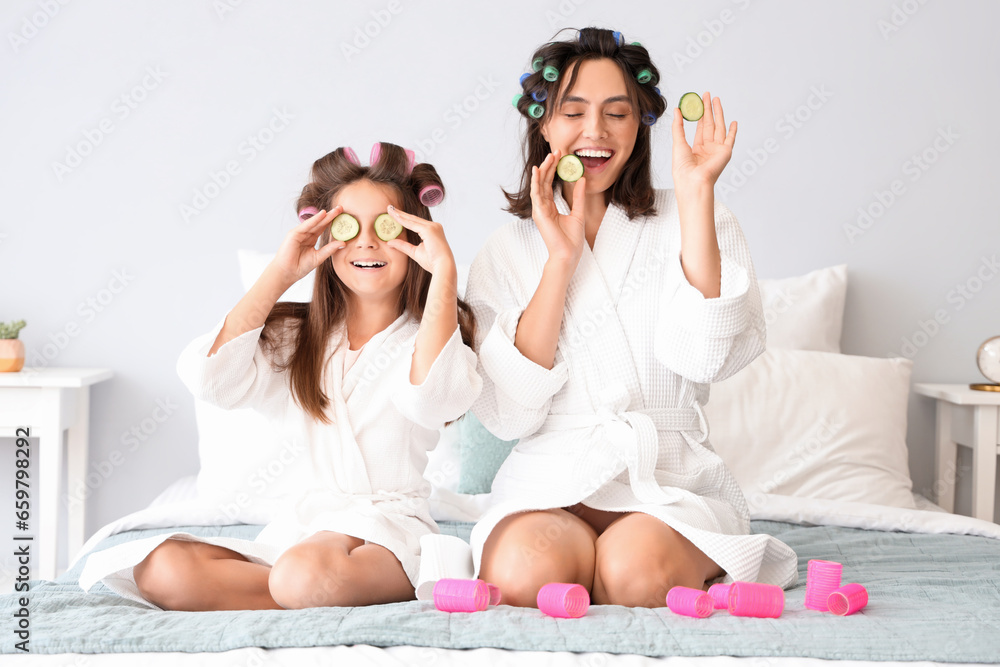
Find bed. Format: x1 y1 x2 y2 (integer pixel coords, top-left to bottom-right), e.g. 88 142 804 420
5 261 999 665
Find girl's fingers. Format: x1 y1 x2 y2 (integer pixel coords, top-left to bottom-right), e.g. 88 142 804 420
386 205 429 230
726 121 737 148
386 238 417 259
701 91 715 140
714 97 726 144
693 106 705 148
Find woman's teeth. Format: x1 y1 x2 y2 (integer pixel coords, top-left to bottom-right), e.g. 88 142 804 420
575 149 612 158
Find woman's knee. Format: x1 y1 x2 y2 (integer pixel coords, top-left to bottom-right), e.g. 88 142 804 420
479 510 597 607
133 539 209 610
268 543 352 609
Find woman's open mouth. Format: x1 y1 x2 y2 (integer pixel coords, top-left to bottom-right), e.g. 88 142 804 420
574 148 614 174
350 260 387 271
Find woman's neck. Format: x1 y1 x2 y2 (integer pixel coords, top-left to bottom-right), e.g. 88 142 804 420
563 181 609 251
345 295 401 350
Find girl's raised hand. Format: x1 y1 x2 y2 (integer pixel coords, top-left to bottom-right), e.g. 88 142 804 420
530 149 587 267
383 205 456 277
672 92 737 191
270 207 344 286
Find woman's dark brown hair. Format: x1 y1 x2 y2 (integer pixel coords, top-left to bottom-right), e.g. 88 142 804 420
260 143 476 424
504 27 668 220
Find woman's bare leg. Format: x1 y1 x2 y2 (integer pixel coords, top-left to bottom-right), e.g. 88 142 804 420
591 512 726 607
479 508 598 607
133 538 281 611
267 531 414 609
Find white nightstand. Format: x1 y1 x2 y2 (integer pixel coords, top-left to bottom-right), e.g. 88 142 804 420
0 367 113 580
914 383 1000 522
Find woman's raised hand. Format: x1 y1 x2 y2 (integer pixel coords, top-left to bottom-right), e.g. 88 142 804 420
383 205 456 277
530 149 587 267
672 92 737 192
270 207 344 286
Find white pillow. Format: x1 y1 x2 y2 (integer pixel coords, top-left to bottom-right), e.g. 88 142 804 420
704 348 917 509
759 264 846 352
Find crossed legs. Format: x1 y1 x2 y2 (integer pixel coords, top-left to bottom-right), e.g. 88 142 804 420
479 503 726 608
132 530 413 611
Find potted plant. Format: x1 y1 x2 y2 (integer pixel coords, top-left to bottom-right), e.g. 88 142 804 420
0 320 26 372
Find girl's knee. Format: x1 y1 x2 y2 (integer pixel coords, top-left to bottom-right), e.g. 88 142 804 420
268 545 352 609
133 539 203 610
596 557 704 608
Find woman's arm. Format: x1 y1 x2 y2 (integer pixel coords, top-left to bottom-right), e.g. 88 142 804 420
511 257 574 369
675 182 722 300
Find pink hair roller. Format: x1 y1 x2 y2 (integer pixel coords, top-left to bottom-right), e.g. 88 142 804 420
707 583 731 610
727 581 785 618
298 206 319 222
827 583 868 616
404 148 416 175
537 582 589 619
369 143 416 176
432 578 500 613
419 184 444 207
666 586 714 618
343 147 360 166
805 559 842 611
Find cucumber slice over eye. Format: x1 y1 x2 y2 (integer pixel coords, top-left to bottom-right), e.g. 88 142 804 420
556 154 585 182
330 213 360 241
374 213 402 241
679 92 705 121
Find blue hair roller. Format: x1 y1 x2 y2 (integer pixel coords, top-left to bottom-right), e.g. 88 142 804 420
531 88 547 102
519 72 531 86
641 112 657 126
613 31 623 46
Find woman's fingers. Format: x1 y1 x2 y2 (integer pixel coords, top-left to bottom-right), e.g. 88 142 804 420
713 96 726 145
701 91 715 142
568 176 587 220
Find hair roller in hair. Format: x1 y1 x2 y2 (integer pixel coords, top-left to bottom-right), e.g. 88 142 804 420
298 206 319 222
370 142 383 166
343 147 360 166
519 72 531 86
419 184 444 207
512 93 524 109
528 103 545 119
531 88 548 102
612 31 623 46
542 65 559 82
404 148 416 176
641 112 657 126
532 56 544 72
636 68 653 84
630 41 642 47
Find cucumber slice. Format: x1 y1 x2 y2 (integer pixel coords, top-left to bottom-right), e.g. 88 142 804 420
374 213 402 241
329 213 360 241
556 154 585 182
679 92 704 121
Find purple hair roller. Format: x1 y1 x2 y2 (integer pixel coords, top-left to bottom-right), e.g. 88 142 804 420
419 184 444 207
298 206 319 222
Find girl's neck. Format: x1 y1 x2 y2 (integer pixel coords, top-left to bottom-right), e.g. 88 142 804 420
345 294 401 350
563 181 610 251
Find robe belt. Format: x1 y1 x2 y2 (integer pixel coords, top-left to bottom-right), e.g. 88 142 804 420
536 403 709 505
293 488 423 519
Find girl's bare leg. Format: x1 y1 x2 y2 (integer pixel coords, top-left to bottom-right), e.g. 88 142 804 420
591 512 726 607
267 531 414 609
479 508 598 607
133 538 281 611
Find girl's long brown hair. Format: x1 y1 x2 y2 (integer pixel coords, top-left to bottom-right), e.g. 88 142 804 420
504 27 667 220
260 143 476 424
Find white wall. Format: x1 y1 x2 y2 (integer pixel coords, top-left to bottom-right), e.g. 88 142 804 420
2 0 998 573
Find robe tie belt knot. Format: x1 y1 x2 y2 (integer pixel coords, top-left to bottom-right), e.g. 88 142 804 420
536 384 710 505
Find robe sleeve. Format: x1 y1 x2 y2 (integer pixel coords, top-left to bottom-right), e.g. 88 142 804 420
175 315 287 411
653 200 766 384
390 325 483 431
465 238 570 440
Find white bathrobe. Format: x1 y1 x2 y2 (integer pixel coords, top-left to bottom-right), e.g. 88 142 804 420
78 311 482 608
418 187 798 597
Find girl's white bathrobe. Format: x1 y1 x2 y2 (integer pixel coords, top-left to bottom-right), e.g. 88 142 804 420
420 188 798 595
79 311 481 608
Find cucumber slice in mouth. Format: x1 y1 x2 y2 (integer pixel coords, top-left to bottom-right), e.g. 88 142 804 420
330 213 360 241
679 92 705 121
374 213 402 241
556 154 585 182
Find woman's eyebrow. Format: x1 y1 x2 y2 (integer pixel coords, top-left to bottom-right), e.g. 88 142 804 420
563 94 631 104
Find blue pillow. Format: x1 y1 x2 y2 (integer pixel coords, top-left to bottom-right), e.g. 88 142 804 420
456 411 518 494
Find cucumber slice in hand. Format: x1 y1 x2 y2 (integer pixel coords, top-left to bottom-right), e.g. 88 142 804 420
679 92 705 121
556 154 585 182
330 213 360 241
374 213 402 241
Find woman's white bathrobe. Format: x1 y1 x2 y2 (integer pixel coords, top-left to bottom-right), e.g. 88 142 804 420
422 187 798 594
78 311 482 608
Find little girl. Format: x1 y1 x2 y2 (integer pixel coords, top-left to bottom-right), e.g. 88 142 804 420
450 27 799 608
79 142 481 610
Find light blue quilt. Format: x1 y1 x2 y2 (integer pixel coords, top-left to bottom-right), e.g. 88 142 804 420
4 520 1000 661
